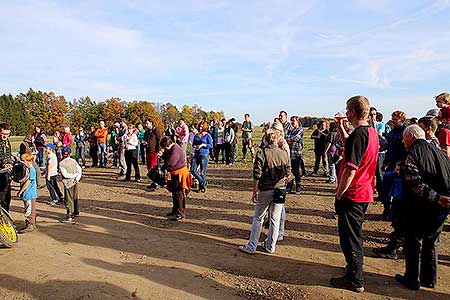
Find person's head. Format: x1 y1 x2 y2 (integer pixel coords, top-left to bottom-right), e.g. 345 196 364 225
62 147 71 158
425 109 440 118
418 117 438 138
45 143 56 154
24 133 33 142
402 124 425 150
345 96 370 124
21 153 35 167
179 119 185 126
435 92 450 108
409 117 418 125
244 113 250 122
34 126 41 134
0 123 11 142
391 111 407 128
99 121 105 128
376 112 383 122
278 111 288 123
145 119 153 130
54 130 60 137
160 136 174 150
90 126 95 132
198 121 208 133
266 123 284 144
137 123 143 130
394 161 401 175
329 122 337 132
317 121 326 130
79 127 84 133
190 124 198 134
128 123 135 132
64 126 70 133
369 107 378 121
120 119 127 128
290 116 300 128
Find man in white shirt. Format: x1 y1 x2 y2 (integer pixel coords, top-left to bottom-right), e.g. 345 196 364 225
59 147 82 223
45 144 64 205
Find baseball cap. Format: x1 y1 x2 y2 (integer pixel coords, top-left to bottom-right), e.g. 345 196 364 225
45 143 57 150
424 109 439 118
62 146 71 154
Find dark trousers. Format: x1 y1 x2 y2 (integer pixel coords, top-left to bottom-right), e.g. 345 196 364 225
139 144 146 164
125 149 141 180
214 144 225 163
169 174 186 216
224 143 233 165
386 197 405 251
89 144 98 167
404 205 449 286
231 143 237 163
0 176 11 212
64 184 79 216
335 198 369 287
46 175 63 201
291 157 301 185
375 152 385 193
314 152 328 175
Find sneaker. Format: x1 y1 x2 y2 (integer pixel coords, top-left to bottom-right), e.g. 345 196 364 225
135 178 141 182
199 187 206 193
61 216 74 223
395 274 420 291
19 224 36 234
117 175 126 181
295 184 301 195
168 214 183 221
238 245 255 255
330 276 364 293
146 183 159 192
286 182 293 193
372 247 398 259
50 200 60 206
260 240 274 254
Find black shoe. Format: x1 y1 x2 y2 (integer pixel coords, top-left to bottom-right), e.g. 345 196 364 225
200 187 206 193
372 247 398 259
165 211 176 217
168 214 183 221
395 274 420 290
420 281 435 289
381 209 391 221
330 276 364 293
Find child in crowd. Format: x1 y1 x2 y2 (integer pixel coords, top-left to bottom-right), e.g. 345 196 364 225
17 153 38 233
59 147 82 223
373 162 404 259
45 143 64 205
436 92 450 126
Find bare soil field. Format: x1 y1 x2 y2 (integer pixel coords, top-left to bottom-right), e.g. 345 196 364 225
1 163 449 300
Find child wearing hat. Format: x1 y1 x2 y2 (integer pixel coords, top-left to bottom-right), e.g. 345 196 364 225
17 153 38 233
59 147 82 222
45 143 64 205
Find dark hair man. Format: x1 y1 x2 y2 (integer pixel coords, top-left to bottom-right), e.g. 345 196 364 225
0 123 12 212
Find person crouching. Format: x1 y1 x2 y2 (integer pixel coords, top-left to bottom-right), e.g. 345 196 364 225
160 137 192 221
17 153 38 233
59 147 82 223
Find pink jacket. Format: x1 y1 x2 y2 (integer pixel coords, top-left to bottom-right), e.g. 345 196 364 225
62 132 73 148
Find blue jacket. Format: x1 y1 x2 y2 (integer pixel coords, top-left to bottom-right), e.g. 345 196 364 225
193 133 213 156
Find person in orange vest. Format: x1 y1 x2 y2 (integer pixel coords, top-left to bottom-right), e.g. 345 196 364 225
95 121 109 168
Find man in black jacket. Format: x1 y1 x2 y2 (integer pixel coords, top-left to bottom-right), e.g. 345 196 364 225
395 124 450 290
0 123 13 212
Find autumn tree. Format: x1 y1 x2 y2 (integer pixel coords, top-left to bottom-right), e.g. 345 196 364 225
159 102 181 125
69 96 101 130
123 101 163 130
180 105 194 126
98 97 125 128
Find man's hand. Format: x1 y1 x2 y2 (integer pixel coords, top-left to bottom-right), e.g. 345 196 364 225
438 196 450 209
251 190 257 203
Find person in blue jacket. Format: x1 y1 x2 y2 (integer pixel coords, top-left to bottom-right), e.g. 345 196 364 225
190 121 213 193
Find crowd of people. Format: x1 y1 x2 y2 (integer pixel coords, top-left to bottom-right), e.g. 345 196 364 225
0 92 450 293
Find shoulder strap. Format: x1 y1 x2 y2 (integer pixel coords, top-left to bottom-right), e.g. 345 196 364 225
262 148 276 187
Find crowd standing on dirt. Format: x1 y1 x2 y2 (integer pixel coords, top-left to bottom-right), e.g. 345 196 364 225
1 92 450 293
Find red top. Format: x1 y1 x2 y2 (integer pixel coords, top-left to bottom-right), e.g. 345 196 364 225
61 132 73 148
338 126 379 203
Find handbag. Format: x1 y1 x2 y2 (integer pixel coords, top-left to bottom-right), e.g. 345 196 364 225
262 149 286 204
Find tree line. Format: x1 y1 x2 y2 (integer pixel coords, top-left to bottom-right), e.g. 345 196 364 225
0 89 225 135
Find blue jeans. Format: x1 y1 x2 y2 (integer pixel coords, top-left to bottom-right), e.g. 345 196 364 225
46 175 63 201
37 148 45 168
98 142 107 167
75 146 86 166
190 154 209 188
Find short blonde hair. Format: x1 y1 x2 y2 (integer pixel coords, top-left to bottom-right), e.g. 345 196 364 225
346 96 370 120
21 153 35 162
436 92 450 104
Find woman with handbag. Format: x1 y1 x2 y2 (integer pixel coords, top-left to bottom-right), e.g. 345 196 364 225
239 123 292 254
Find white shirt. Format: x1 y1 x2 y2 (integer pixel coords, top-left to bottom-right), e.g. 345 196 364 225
126 133 138 150
47 152 58 177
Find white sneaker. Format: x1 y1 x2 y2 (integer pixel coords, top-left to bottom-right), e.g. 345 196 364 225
238 245 255 255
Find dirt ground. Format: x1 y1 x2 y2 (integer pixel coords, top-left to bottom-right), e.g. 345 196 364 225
1 163 450 300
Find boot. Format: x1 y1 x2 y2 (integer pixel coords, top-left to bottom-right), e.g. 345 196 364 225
19 221 36 234
295 184 301 195
286 182 293 194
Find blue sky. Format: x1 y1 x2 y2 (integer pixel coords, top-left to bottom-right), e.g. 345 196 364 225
1 0 450 123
